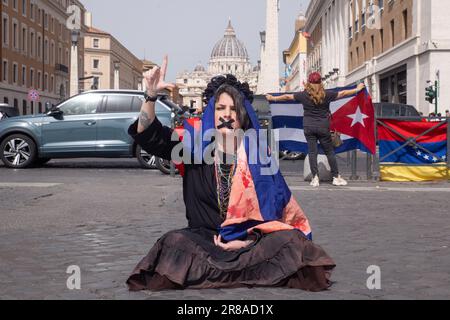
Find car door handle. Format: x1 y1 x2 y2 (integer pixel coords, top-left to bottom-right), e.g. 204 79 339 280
84 121 97 126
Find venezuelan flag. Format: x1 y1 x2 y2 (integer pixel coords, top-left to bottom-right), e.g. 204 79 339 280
378 120 449 181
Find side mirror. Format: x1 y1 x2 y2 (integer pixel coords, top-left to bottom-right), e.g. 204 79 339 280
47 107 63 117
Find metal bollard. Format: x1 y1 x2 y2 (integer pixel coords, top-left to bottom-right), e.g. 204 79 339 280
350 150 359 180
170 110 176 178
366 153 373 180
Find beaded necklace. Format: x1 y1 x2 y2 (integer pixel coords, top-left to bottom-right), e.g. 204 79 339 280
215 151 237 219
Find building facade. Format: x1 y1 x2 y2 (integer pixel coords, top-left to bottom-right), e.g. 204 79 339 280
306 0 450 115
305 0 349 88
176 20 258 109
347 0 413 105
83 17 142 92
1 0 86 115
282 13 308 92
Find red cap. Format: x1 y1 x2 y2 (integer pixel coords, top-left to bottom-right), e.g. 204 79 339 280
308 72 322 84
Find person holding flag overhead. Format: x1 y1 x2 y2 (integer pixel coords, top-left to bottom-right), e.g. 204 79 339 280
266 72 366 187
126 56 335 292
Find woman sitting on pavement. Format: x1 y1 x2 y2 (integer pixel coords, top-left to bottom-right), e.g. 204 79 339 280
126 56 335 291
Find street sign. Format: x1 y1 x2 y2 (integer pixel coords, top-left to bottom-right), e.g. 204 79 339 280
28 89 40 102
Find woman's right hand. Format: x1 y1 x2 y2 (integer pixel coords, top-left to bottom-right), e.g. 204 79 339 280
144 55 176 96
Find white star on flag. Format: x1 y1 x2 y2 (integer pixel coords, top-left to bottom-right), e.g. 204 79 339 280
416 151 422 156
442 155 447 161
424 155 430 160
432 156 438 162
347 107 370 127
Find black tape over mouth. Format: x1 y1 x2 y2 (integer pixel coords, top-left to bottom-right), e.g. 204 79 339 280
217 117 235 130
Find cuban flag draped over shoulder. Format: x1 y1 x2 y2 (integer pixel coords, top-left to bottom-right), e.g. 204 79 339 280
270 86 376 155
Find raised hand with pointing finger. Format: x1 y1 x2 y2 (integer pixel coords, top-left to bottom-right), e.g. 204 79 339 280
138 55 176 133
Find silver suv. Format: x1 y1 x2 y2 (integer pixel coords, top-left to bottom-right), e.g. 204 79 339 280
0 90 174 173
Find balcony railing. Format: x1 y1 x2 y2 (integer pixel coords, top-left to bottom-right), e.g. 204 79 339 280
55 63 69 74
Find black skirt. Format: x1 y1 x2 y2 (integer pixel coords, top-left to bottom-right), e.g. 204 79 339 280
126 228 336 292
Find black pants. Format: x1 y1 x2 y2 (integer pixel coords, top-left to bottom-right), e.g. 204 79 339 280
304 126 339 178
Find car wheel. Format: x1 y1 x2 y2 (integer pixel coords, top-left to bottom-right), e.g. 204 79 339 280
0 134 37 168
155 157 179 175
286 152 306 161
279 150 288 160
136 145 157 169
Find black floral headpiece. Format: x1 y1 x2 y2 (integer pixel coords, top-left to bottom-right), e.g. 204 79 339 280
202 74 254 105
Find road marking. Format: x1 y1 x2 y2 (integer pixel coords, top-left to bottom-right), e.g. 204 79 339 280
289 186 450 192
0 183 63 188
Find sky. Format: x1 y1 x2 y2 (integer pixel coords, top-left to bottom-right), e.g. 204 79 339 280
81 0 311 82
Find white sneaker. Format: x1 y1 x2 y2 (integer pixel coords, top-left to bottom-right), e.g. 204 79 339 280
333 175 348 186
310 175 320 187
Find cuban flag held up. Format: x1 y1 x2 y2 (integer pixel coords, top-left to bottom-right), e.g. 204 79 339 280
270 86 376 155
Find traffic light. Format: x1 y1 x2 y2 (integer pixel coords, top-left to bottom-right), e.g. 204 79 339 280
425 85 436 104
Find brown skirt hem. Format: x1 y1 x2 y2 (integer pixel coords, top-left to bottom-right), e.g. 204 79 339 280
126 229 336 292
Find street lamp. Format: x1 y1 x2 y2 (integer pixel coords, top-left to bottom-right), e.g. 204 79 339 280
69 30 81 97
114 61 120 70
260 31 266 45
71 30 80 45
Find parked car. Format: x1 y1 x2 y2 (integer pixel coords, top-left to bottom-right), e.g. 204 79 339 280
0 90 175 172
0 103 20 120
373 102 421 119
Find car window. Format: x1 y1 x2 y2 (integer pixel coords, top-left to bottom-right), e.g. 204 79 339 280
400 106 407 117
59 94 102 115
406 106 419 117
131 97 143 112
155 100 172 113
105 95 134 113
381 105 392 117
131 96 171 113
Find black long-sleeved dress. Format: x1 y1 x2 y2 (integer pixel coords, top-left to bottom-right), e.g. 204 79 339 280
126 118 336 291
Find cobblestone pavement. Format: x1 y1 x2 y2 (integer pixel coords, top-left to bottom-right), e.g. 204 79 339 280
0 159 449 300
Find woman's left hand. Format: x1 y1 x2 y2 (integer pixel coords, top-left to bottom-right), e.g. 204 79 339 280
357 83 366 92
214 235 253 251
